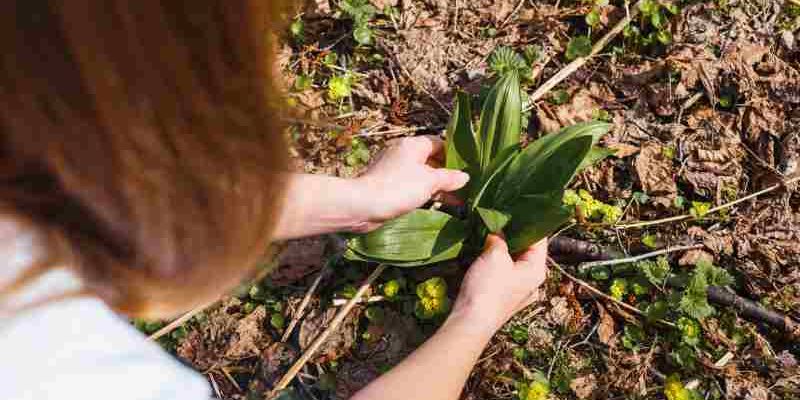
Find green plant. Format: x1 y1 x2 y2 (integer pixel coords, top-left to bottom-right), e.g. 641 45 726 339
565 35 592 60
508 324 529 344
550 89 570 105
678 260 733 320
290 17 305 42
676 316 701 346
689 201 711 218
414 277 450 319
639 256 670 287
271 313 286 330
664 374 702 400
610 278 628 300
344 137 370 166
621 324 646 351
563 189 623 224
642 233 658 249
623 0 679 49
338 0 377 46
381 279 403 298
517 373 550 400
327 72 354 101
344 61 611 267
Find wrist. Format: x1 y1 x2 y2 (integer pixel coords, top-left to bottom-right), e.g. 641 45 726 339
444 297 506 339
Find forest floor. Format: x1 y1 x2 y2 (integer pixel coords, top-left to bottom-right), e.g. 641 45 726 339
138 1 800 399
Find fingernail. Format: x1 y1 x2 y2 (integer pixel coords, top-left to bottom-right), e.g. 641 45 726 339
455 171 470 184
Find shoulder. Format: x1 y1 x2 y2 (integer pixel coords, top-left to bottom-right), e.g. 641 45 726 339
0 296 211 400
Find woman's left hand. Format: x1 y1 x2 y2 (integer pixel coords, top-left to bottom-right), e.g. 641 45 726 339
352 136 470 232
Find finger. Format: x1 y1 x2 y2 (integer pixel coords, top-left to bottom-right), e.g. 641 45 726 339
478 233 511 262
434 191 465 206
514 238 549 282
431 168 470 192
514 237 548 265
397 136 444 163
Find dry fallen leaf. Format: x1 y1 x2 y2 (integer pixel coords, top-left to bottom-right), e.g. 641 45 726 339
634 143 678 207
596 302 616 347
570 374 599 399
271 237 330 286
225 305 270 359
678 249 715 267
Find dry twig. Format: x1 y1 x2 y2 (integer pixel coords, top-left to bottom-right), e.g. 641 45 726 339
577 244 703 273
615 176 800 230
281 267 329 343
271 264 388 394
523 0 643 110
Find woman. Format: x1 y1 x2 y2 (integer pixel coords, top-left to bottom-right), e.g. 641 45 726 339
0 1 548 399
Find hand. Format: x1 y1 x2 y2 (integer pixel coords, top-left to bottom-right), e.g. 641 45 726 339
449 235 549 334
352 136 470 232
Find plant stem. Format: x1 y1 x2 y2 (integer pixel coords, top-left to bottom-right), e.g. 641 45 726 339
271 264 388 394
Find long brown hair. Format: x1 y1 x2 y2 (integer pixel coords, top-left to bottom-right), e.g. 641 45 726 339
0 0 291 318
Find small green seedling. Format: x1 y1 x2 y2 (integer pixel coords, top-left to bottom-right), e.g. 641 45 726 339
345 48 611 267
338 0 377 46
414 277 450 319
678 259 733 320
344 137 370 167
664 374 702 400
566 36 592 60
642 233 658 249
517 372 550 400
327 73 354 101
290 17 305 42
689 201 711 219
623 0 679 48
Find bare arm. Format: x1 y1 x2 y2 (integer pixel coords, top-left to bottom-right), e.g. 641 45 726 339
352 235 548 400
272 137 469 240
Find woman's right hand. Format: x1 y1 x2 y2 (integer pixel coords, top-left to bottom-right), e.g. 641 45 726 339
447 235 549 335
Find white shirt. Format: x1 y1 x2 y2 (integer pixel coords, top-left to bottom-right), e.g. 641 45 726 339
0 219 211 400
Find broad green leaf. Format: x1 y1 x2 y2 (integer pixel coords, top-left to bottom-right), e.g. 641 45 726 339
476 71 522 174
345 239 463 267
470 144 520 208
445 92 478 171
504 193 572 253
476 207 511 233
496 121 610 207
578 146 616 171
346 209 467 262
517 135 593 196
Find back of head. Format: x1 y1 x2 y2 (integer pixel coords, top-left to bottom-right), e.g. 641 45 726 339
0 0 291 318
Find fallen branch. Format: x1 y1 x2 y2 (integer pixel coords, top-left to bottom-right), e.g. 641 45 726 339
551 237 800 337
548 257 676 328
523 0 642 110
148 299 217 341
271 264 388 394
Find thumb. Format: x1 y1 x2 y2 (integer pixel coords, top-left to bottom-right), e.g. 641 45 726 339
479 233 510 262
432 168 470 192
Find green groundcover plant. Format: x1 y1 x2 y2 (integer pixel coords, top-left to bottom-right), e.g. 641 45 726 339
345 64 611 267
